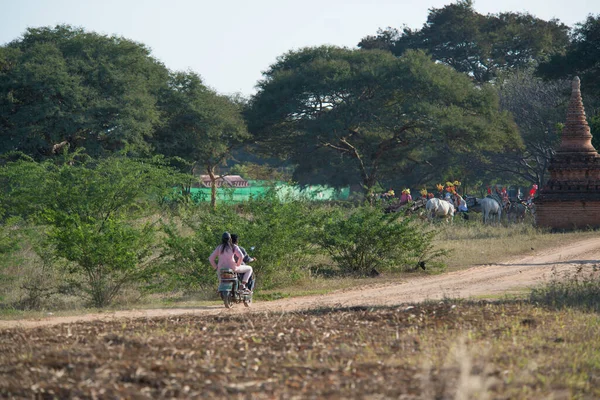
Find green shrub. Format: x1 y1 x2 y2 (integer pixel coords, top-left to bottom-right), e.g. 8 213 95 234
0 219 77 311
158 203 243 291
233 192 324 288
159 191 326 291
0 216 22 303
316 206 446 275
1 156 179 308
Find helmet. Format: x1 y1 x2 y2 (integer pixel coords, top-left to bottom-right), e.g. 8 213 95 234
222 232 231 241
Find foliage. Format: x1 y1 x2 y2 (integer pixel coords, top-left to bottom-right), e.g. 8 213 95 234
229 162 293 181
159 191 323 291
478 68 570 186
0 25 169 159
537 14 600 93
0 216 20 256
152 71 250 208
234 192 324 288
0 155 179 307
246 46 520 197
158 203 243 291
591 114 600 147
12 225 61 310
316 206 446 275
536 14 600 145
359 0 569 83
0 216 23 302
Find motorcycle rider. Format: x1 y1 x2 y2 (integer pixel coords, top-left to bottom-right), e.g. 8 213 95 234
208 232 253 292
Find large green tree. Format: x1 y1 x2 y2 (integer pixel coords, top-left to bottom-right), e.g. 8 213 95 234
477 69 569 187
537 15 600 92
152 71 249 208
0 25 169 159
246 47 520 196
359 0 569 83
537 15 600 144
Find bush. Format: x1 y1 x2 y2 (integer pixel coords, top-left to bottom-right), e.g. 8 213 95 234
233 192 324 288
1 156 179 307
0 219 77 311
159 190 326 291
316 206 446 275
158 203 243 291
0 216 23 303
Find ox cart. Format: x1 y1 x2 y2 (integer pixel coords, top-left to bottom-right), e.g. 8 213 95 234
385 198 428 214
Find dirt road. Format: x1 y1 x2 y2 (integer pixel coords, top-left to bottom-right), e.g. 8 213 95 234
2 237 599 330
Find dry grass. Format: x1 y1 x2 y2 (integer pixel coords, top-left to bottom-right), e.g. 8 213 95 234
432 222 598 271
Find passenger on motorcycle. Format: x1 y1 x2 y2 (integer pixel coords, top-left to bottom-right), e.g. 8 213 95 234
208 232 253 292
231 234 255 264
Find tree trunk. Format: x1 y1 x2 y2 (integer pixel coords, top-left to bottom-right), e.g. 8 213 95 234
363 175 377 205
208 166 217 210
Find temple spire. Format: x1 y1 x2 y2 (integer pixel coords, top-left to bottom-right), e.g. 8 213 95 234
557 76 597 154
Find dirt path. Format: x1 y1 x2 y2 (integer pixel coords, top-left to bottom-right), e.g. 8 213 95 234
3 237 600 330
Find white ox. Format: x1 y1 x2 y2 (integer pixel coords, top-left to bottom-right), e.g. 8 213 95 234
480 197 502 224
425 198 455 222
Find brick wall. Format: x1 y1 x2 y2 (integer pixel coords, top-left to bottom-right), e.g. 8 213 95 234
536 200 600 229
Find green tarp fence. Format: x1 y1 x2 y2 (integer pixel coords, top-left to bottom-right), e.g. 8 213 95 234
189 181 349 203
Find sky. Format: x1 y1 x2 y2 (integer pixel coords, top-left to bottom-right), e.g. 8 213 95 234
1 0 599 96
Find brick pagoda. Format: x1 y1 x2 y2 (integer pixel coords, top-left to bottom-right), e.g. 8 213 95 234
536 77 600 229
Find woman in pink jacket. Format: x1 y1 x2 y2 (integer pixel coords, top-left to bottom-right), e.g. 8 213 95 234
208 232 253 291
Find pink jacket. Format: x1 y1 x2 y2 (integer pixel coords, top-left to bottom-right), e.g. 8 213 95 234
208 244 243 270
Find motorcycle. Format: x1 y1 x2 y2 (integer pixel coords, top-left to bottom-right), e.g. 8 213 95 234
217 247 256 308
218 268 255 308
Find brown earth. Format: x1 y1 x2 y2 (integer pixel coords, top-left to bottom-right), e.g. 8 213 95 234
2 237 599 330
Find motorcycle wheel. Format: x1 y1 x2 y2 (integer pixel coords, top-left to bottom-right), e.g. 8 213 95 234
220 292 233 308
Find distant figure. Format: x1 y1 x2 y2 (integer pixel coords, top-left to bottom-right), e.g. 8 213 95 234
399 189 412 205
381 188 395 200
455 193 468 213
501 187 509 205
444 191 453 203
528 184 538 200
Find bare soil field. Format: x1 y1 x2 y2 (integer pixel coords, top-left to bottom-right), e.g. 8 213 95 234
1 238 600 399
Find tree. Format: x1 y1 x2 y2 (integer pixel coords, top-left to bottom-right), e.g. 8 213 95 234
152 71 249 209
537 15 600 92
246 46 521 197
0 25 169 159
0 155 178 307
537 15 600 146
479 69 570 187
359 0 569 83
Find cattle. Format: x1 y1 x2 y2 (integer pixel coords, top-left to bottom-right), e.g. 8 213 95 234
425 198 455 222
480 197 502 224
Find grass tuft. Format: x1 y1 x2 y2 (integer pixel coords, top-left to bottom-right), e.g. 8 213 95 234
530 265 600 312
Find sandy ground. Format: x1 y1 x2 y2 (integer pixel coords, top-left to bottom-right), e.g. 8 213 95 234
2 237 600 330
